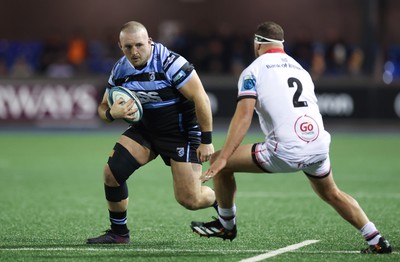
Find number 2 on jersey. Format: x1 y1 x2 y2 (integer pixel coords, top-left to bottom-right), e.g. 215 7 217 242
288 77 308 108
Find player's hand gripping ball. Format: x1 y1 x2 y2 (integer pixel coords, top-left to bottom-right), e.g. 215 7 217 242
107 86 143 122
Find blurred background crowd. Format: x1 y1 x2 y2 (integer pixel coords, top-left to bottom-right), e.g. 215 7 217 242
1 25 399 83
0 0 399 83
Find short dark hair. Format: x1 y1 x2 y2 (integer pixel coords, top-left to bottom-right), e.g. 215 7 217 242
256 21 284 41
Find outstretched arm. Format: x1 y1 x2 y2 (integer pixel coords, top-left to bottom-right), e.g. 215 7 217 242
201 97 256 182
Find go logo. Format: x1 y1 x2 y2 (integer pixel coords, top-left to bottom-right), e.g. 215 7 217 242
300 122 314 132
294 115 320 142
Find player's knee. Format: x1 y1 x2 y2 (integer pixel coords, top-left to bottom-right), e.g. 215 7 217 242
107 142 141 185
176 187 215 210
177 199 199 210
176 195 202 210
103 165 118 186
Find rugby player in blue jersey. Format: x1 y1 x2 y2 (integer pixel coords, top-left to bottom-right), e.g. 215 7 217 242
87 21 216 244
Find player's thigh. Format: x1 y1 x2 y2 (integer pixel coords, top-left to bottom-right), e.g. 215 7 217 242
170 160 203 194
224 144 264 173
117 135 155 164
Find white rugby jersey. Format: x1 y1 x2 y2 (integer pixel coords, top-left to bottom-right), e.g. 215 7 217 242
237 48 331 158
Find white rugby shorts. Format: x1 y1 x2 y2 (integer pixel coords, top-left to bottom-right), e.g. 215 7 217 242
251 143 331 178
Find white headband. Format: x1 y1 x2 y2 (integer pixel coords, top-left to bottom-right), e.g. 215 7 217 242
254 34 284 44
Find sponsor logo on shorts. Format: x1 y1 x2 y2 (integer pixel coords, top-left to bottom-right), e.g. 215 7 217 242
176 147 185 157
301 160 323 168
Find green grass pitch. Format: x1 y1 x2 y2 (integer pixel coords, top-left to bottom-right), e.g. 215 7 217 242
0 130 399 261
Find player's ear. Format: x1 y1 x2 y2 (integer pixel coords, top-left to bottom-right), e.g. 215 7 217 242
118 41 122 50
148 37 152 44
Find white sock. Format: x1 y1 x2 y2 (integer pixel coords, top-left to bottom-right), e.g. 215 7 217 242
361 221 381 245
218 205 236 230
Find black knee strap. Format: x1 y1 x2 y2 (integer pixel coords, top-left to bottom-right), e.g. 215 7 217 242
108 143 141 185
104 183 128 202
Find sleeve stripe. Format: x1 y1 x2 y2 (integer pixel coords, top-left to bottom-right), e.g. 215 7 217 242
237 95 257 101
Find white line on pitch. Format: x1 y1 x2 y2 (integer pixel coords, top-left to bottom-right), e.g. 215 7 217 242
238 240 320 262
0 247 262 253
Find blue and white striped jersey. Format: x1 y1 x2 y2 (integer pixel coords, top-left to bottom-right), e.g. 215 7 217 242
107 42 198 133
107 42 194 110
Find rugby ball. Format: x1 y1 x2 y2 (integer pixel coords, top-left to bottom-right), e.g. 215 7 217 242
107 86 143 122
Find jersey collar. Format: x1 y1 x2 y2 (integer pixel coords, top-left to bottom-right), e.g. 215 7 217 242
263 48 285 54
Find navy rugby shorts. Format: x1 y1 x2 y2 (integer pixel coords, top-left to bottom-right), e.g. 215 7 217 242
122 123 201 166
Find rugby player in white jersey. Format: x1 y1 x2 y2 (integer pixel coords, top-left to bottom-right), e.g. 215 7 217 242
191 21 391 254
87 21 216 244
